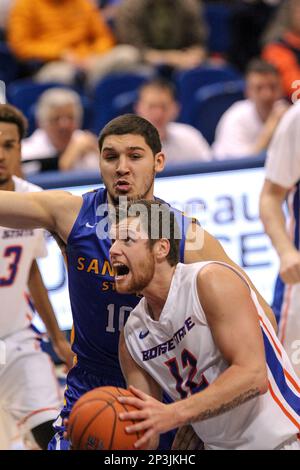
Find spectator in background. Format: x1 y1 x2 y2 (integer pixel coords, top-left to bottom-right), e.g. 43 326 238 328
228 0 280 73
96 0 122 24
7 0 139 88
262 0 300 99
0 0 13 39
135 78 211 166
212 59 289 160
115 0 207 73
22 88 99 174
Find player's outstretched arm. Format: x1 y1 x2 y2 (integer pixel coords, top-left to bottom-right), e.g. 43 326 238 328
118 265 268 446
0 189 82 242
260 180 300 284
184 221 278 331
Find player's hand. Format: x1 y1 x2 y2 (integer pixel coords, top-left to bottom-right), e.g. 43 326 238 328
172 425 204 450
53 336 75 371
118 385 179 449
279 249 300 284
69 131 99 155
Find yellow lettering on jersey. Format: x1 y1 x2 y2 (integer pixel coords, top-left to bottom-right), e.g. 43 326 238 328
101 281 116 291
77 257 85 270
101 260 114 276
87 259 99 274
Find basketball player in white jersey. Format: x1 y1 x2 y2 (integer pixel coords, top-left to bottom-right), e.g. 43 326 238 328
260 100 300 377
0 104 73 449
109 200 300 450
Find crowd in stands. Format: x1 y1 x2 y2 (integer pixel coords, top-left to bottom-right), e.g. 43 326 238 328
0 0 295 174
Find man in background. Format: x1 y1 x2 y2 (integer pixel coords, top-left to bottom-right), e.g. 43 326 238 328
135 78 211 166
22 88 99 174
213 59 289 160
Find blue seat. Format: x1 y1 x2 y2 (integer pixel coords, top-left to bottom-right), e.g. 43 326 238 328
0 43 19 85
190 80 245 145
90 71 154 134
7 80 92 135
175 64 241 123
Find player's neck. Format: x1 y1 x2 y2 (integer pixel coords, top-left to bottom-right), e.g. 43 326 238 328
0 177 15 192
143 264 176 321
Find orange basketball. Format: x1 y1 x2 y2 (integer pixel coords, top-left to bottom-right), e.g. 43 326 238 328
68 386 145 450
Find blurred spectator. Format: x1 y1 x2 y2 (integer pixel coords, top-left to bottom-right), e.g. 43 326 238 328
135 78 212 165
228 0 280 73
22 88 99 173
262 0 300 99
115 0 207 73
96 0 122 23
213 59 289 160
0 0 13 39
7 0 139 88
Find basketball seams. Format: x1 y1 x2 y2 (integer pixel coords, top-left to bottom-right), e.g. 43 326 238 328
76 401 111 449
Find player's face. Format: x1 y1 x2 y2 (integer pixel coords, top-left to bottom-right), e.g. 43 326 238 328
110 218 155 294
247 72 282 119
42 104 79 152
100 134 165 205
0 122 21 185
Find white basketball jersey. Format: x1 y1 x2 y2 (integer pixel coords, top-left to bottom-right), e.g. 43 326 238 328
124 262 300 450
0 176 47 338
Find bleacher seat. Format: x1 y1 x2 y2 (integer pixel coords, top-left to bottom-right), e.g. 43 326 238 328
175 64 241 123
190 80 245 145
90 71 154 134
0 43 19 85
203 2 234 56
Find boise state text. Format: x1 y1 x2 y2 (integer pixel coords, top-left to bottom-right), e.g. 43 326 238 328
142 317 195 361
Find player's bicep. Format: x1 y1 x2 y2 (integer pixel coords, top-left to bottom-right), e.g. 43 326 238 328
197 265 267 371
119 330 162 401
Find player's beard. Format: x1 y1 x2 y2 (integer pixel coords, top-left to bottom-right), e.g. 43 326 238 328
116 250 155 294
110 165 156 205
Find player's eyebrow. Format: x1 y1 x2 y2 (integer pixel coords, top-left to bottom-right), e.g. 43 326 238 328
102 146 145 153
3 138 18 144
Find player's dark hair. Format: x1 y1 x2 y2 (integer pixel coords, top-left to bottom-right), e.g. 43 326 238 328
246 58 279 77
98 114 162 156
0 104 28 141
116 199 180 266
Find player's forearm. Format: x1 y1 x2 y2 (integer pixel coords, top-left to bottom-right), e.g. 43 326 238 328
260 191 295 257
173 364 266 426
28 261 64 342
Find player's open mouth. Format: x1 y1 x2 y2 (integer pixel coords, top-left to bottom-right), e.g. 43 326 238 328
115 180 131 192
113 263 130 280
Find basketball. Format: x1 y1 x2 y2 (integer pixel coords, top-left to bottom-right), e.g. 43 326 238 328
68 386 145 450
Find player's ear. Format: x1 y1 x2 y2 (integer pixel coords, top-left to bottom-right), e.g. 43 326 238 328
154 238 170 261
154 152 165 174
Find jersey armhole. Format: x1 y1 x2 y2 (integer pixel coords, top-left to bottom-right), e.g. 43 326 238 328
66 194 86 245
